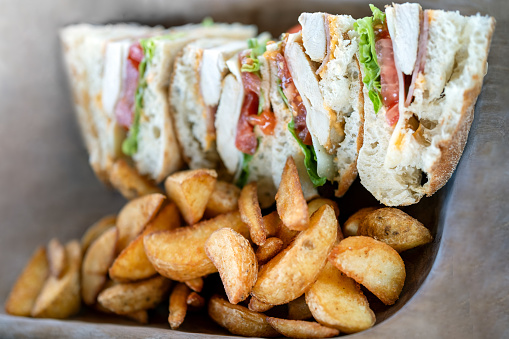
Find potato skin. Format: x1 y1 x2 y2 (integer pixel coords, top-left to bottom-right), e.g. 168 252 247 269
329 236 405 305
358 208 432 252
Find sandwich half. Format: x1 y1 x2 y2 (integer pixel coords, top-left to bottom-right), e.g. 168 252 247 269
60 24 159 183
281 13 365 197
355 4 495 205
215 36 319 206
170 27 257 171
61 22 257 184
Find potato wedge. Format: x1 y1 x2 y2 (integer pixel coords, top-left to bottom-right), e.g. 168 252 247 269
97 275 171 314
187 292 205 309
306 261 375 333
144 211 249 281
116 193 166 253
275 157 309 231
184 277 204 292
81 215 117 254
109 203 181 282
109 159 163 200
358 207 433 252
248 296 273 312
256 237 283 265
263 211 282 237
31 240 82 319
5 246 49 316
168 283 190 329
205 181 240 218
288 295 312 320
251 205 337 305
329 236 406 305
205 228 257 304
276 223 300 249
239 182 267 245
343 207 377 237
47 238 66 278
165 169 217 225
308 198 340 218
81 227 117 305
266 317 339 338
208 295 279 337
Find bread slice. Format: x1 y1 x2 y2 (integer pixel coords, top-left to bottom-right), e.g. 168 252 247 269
357 9 495 206
286 13 364 197
60 24 158 183
170 33 255 170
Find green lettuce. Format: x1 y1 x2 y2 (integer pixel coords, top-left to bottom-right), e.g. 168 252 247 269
277 79 326 187
122 33 185 156
235 153 254 188
354 4 386 113
201 17 214 27
241 37 268 73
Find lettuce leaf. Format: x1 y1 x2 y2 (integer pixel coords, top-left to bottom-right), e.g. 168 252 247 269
354 4 386 113
287 119 326 187
235 153 254 188
122 33 185 156
241 37 268 73
201 17 214 27
277 79 326 187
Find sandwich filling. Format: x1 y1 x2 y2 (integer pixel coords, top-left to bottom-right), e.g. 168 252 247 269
270 39 327 187
235 38 276 186
116 33 184 157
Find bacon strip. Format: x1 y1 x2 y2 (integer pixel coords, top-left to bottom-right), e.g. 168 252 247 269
405 10 429 107
115 42 143 129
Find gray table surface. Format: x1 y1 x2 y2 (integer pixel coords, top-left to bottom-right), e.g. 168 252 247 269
0 0 507 338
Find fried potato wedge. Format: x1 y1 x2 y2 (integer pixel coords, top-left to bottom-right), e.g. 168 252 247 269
165 169 217 225
5 246 49 316
248 296 273 313
205 228 257 304
256 237 283 265
47 238 66 278
266 317 339 338
144 211 249 281
31 241 82 319
239 182 267 245
276 157 309 231
329 236 406 305
97 275 171 314
109 159 163 200
208 295 279 337
308 198 340 218
116 193 166 253
251 205 337 305
263 211 282 237
205 181 240 218
82 227 117 305
168 283 190 329
109 203 181 282
81 215 117 254
358 208 433 252
288 295 312 320
187 291 205 309
306 261 375 333
184 277 204 293
343 207 377 237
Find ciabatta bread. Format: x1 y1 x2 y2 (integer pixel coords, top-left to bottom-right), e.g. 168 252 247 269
357 8 495 206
